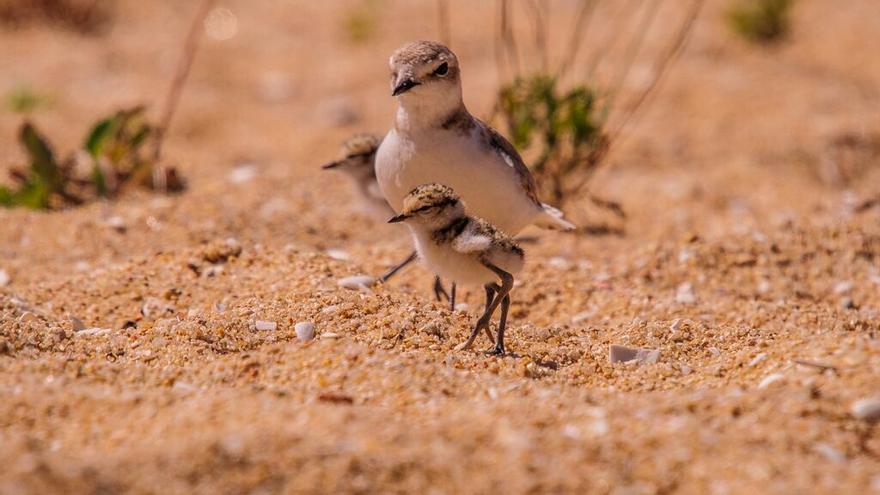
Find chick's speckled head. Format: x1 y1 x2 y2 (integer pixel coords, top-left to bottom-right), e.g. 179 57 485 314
389 183 465 227
321 133 380 176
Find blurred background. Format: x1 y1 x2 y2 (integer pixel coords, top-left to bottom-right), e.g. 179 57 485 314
1 0 878 237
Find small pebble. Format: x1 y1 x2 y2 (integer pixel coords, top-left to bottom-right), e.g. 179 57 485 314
17 311 39 323
321 332 340 339
454 303 469 312
708 347 721 357
840 297 855 309
325 248 350 261
228 164 257 184
850 397 880 422
813 442 846 464
609 345 660 365
833 280 853 294
68 315 86 332
547 256 571 270
571 310 593 324
748 353 767 367
676 282 696 304
338 275 376 290
255 320 277 331
77 328 110 337
295 322 315 342
105 216 126 233
757 373 785 390
0 269 9 287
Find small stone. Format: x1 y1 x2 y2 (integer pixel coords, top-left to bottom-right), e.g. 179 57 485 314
757 373 785 389
295 322 315 342
850 398 880 422
77 328 110 337
337 275 376 290
813 443 846 464
228 164 257 184
841 297 856 309
17 311 39 323
748 353 767 367
547 257 571 270
609 344 660 364
255 320 277 331
572 310 593 324
679 364 693 375
321 332 340 339
325 248 350 261
676 282 696 304
454 303 469 312
105 216 126 233
757 280 771 294
833 280 854 294
68 315 85 332
669 318 683 331
708 347 721 357
0 269 9 287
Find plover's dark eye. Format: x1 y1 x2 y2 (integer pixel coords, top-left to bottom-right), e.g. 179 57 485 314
433 62 448 76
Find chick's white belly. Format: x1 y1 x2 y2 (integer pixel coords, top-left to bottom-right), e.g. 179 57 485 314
414 234 498 286
411 230 523 287
376 131 539 235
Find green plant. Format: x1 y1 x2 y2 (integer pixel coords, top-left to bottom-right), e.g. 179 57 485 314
343 0 379 43
727 0 793 43
6 85 51 114
497 75 608 207
0 107 184 210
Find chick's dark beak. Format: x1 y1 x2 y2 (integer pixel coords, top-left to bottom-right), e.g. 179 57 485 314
392 78 420 96
388 213 409 223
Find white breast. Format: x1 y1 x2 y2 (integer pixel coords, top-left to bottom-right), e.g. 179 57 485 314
376 128 541 235
411 229 497 286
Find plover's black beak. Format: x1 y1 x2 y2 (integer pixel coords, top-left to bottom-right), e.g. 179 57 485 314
321 160 341 170
388 213 409 223
392 78 420 96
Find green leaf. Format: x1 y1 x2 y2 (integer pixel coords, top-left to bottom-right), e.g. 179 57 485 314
15 179 51 209
19 122 62 192
84 117 117 158
0 186 14 207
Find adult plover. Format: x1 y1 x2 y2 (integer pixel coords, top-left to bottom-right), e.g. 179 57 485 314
376 40 575 236
389 183 524 355
322 134 456 306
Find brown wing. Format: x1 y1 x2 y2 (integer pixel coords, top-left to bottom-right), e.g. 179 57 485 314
474 118 543 207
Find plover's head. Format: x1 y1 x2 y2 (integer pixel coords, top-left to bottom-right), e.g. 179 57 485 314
389 41 461 102
389 183 465 229
321 133 380 179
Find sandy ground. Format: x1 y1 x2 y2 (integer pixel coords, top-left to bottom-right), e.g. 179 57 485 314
1 0 879 493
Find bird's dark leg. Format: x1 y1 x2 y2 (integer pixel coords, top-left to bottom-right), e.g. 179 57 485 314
433 276 450 302
449 283 457 312
481 264 514 356
487 294 510 356
456 283 496 350
379 250 418 283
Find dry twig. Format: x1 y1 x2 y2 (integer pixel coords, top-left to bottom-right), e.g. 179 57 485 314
151 0 217 162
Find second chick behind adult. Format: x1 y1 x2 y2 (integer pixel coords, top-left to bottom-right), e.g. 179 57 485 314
390 183 524 354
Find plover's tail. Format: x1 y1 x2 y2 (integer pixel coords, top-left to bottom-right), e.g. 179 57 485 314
534 203 576 231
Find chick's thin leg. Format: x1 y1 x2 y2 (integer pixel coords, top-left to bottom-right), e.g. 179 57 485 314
379 250 418 283
482 264 514 356
450 283 457 312
487 294 510 355
433 276 450 302
456 284 496 350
